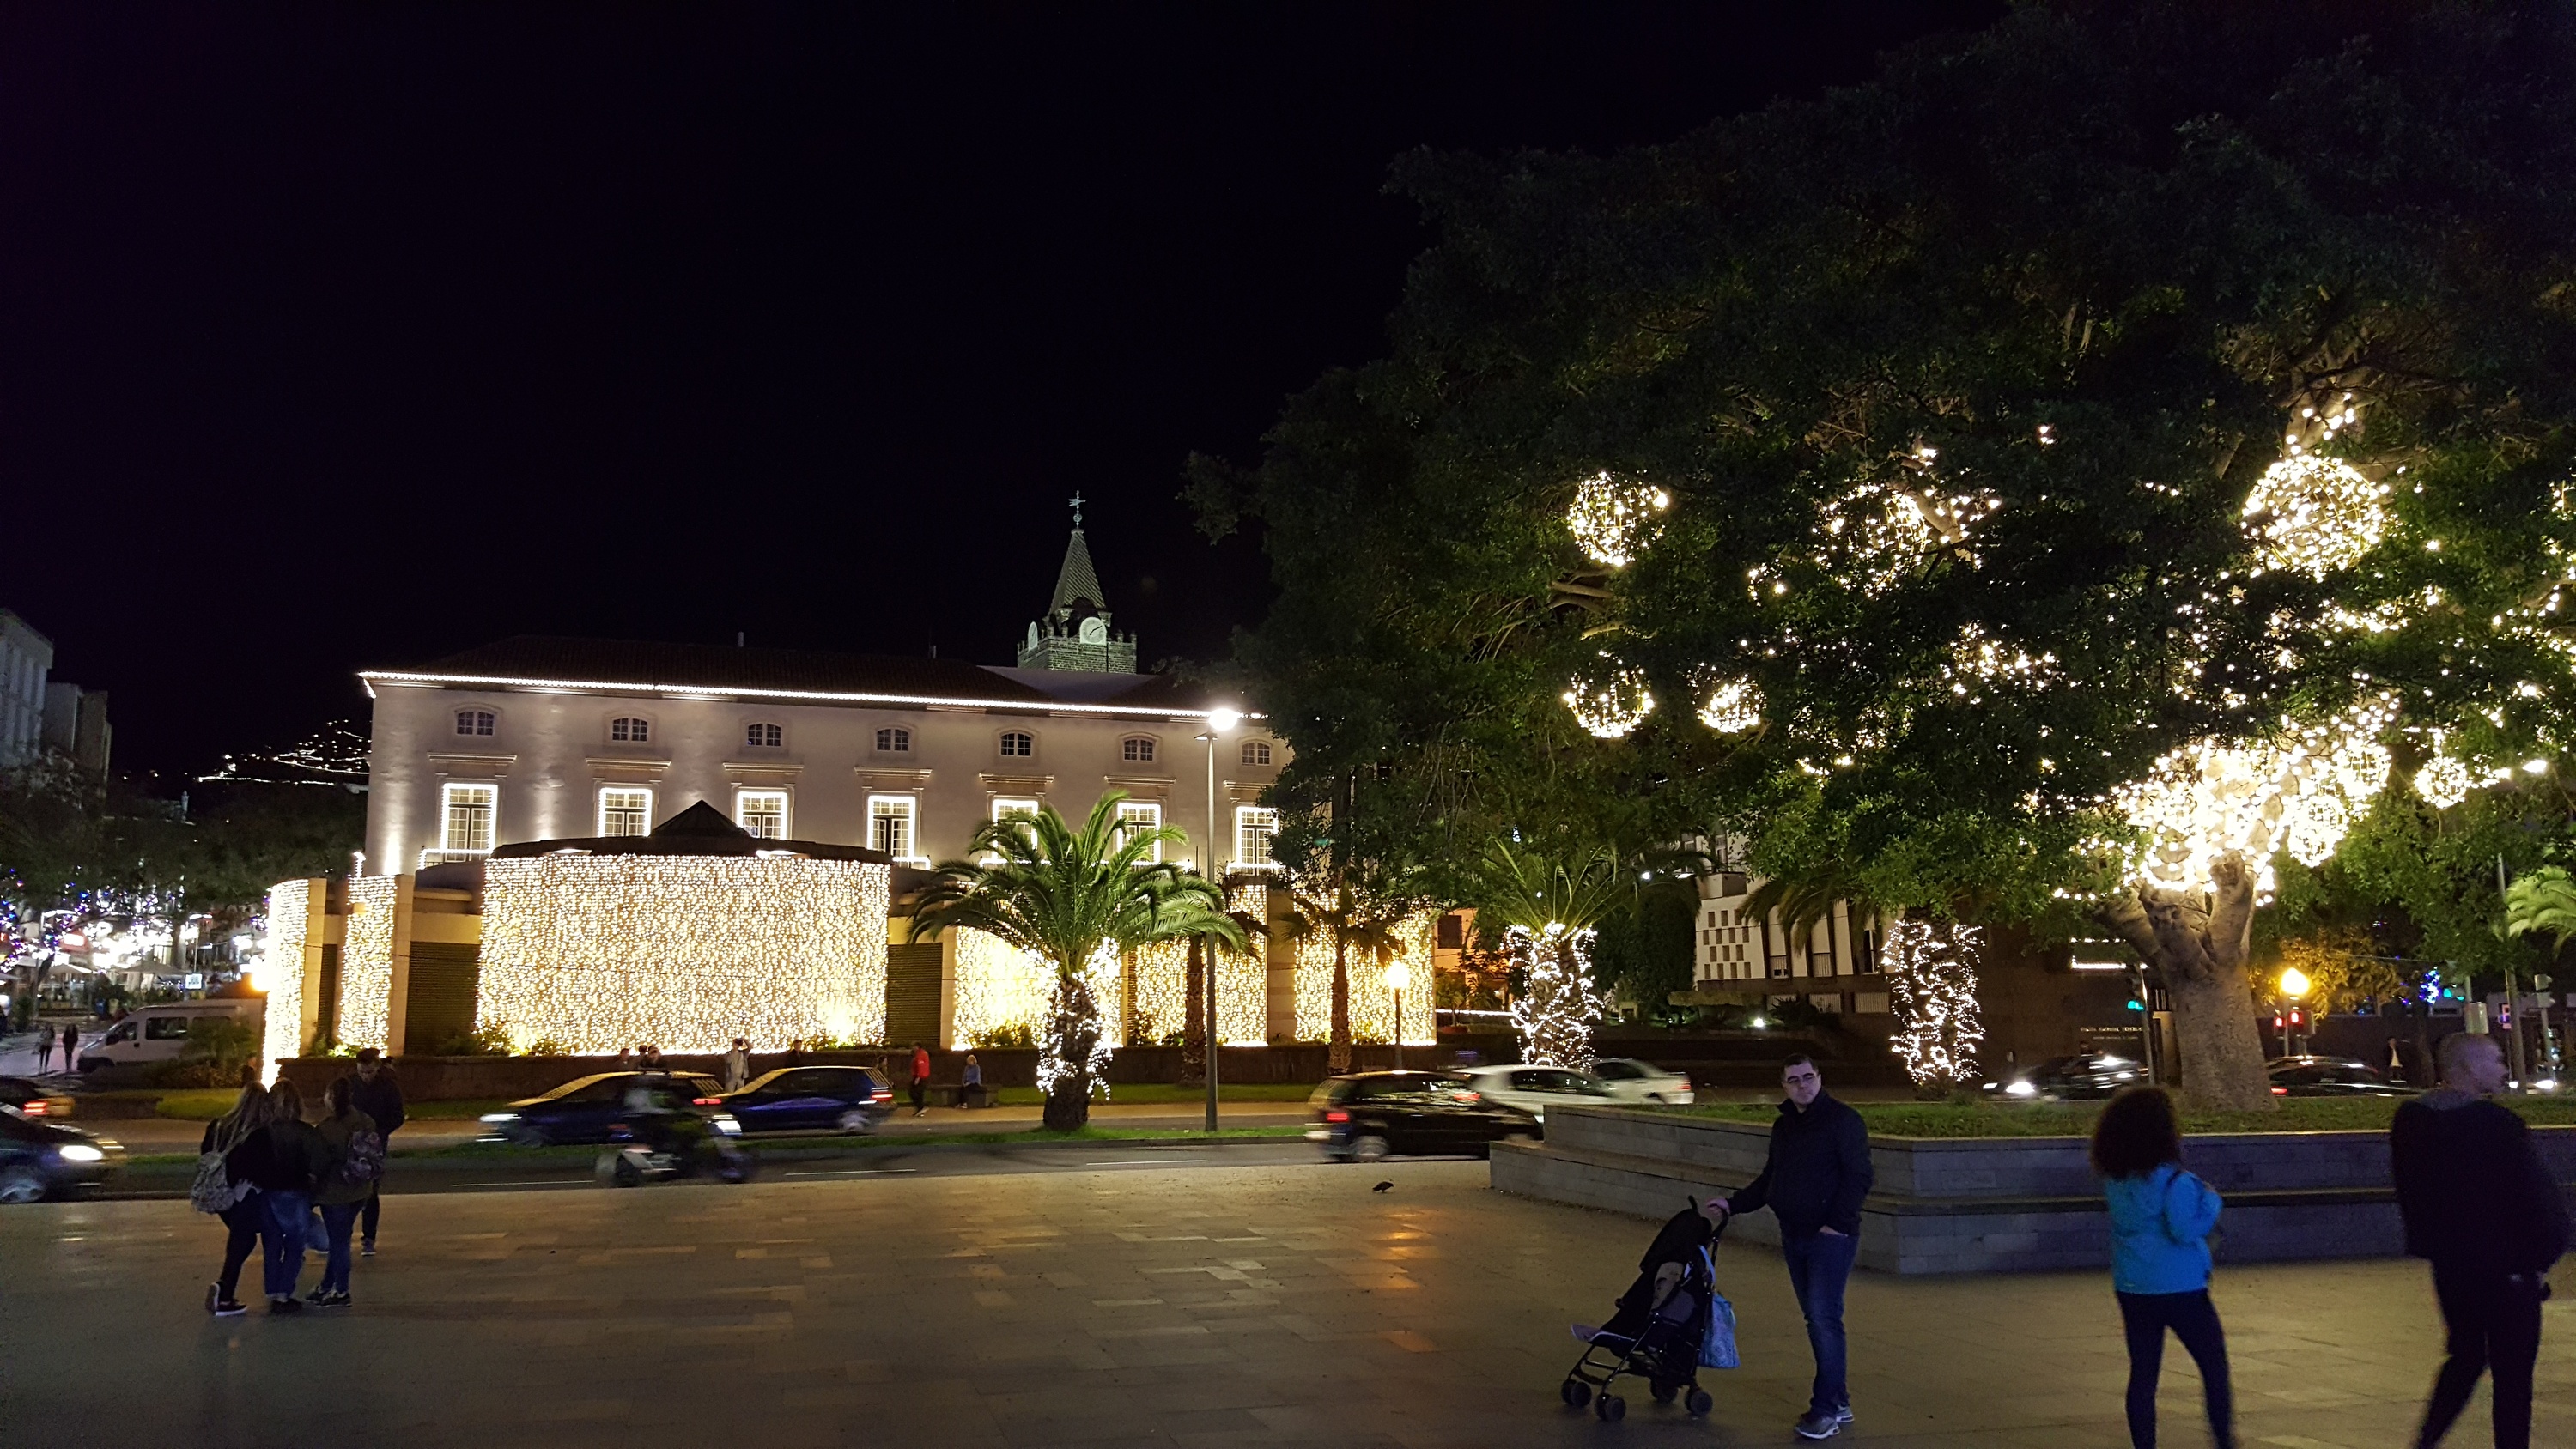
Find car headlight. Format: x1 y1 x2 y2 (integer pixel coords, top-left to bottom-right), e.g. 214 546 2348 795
55 1143 105 1163
712 1115 742 1136
2005 1080 2038 1098
478 1113 520 1123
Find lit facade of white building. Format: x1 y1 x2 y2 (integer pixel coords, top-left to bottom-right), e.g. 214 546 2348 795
0 609 54 767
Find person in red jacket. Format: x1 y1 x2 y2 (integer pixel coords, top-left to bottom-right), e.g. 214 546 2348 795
908 1043 932 1116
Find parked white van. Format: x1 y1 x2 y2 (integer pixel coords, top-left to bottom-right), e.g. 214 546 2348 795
77 1000 264 1072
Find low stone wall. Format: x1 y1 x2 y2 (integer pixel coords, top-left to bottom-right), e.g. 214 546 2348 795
1491 1106 2576 1275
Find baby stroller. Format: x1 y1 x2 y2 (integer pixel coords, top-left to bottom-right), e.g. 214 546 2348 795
1559 1197 1735 1422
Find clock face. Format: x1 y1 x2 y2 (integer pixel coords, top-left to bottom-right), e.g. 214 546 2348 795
1078 616 1109 645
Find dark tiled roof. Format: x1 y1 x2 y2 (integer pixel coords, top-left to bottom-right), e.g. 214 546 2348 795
374 635 1219 712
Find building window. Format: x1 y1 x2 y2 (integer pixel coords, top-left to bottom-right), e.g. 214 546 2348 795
441 784 497 854
1121 737 1156 763
610 717 650 743
999 731 1033 758
745 722 784 749
455 710 495 737
1115 802 1163 861
875 726 911 753
868 795 919 862
1235 805 1279 867
1241 740 1272 767
736 790 788 840
598 787 653 837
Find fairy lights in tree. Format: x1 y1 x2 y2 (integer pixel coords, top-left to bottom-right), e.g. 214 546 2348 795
2111 695 2397 898
1696 675 1763 732
1945 623 2058 691
2241 454 2391 579
1036 941 1120 1100
1813 476 2003 593
1880 919 1984 1089
1562 661 1656 738
1504 922 1612 1069
1566 471 1671 568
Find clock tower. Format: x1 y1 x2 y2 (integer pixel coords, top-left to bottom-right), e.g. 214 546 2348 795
1016 496 1138 674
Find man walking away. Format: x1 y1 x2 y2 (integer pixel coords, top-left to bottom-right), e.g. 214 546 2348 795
725 1038 751 1093
349 1049 405 1258
60 1022 78 1073
1713 1054 1873 1440
908 1043 932 1116
2394 1031 2568 1449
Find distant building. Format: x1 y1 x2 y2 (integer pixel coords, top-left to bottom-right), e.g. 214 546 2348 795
0 610 51 766
42 682 111 775
1015 516 1139 674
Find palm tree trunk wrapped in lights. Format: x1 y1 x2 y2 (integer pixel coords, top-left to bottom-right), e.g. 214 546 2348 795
1879 919 1984 1091
1474 840 1632 1070
909 793 1241 1131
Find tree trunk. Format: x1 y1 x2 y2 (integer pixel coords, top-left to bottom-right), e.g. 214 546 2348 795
1041 973 1101 1131
2097 853 2276 1112
1328 933 1352 1073
1182 936 1206 1085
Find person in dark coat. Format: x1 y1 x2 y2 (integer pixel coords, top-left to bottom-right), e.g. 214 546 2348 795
1714 1054 1874 1440
201 1082 271 1317
251 1079 331 1313
59 1022 78 1073
349 1049 405 1258
2393 1031 2569 1449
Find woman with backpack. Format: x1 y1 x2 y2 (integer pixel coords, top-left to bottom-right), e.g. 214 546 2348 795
198 1082 271 1317
250 1078 331 1313
308 1076 381 1307
2093 1085 2235 1449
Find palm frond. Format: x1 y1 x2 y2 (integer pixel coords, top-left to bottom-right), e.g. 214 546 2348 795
1470 838 1632 936
909 791 1236 973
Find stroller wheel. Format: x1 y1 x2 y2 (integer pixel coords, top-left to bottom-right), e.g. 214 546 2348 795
1560 1378 1592 1408
1595 1392 1625 1422
1649 1382 1677 1404
1684 1388 1713 1417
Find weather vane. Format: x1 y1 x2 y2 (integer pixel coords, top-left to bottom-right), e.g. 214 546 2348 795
1069 491 1085 527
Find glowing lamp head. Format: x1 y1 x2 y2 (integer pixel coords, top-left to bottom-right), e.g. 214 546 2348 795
1207 707 1242 734
1383 961 1406 991
2279 966 2310 999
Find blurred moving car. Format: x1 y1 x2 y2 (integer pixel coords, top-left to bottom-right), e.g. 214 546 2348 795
717 1065 896 1134
0 1076 75 1119
76 999 263 1072
0 1106 121 1203
478 1070 726 1145
1449 1064 1625 1122
2266 1055 2416 1097
1586 1058 1696 1105
1980 1051 2145 1101
1308 1071 1539 1161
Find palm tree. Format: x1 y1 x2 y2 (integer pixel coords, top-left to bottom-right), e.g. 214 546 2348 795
1178 897 1267 1083
1472 840 1634 1067
910 793 1242 1129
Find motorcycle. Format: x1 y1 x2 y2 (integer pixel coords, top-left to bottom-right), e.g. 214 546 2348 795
595 1109 757 1186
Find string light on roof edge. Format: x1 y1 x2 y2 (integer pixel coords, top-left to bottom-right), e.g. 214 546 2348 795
1566 470 1672 569
1504 923 1611 1070
1880 919 1984 1089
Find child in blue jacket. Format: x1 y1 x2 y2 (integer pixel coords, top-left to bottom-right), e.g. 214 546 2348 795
2093 1086 2234 1449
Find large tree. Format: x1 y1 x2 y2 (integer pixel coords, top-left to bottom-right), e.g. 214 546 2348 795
1197 0 2576 1107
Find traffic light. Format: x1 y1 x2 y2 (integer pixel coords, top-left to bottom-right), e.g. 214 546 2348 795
2125 997 2145 1012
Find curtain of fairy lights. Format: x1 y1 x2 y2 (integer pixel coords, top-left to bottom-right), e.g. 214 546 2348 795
335 875 400 1052
478 855 890 1054
1291 907 1438 1045
1131 935 1267 1047
951 925 1053 1049
258 880 313 1081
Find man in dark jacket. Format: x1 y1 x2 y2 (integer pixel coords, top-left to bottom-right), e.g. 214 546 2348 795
349 1049 406 1258
2393 1030 2568 1449
1715 1054 1873 1440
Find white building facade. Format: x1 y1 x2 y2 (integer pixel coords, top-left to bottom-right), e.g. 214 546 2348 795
0 609 54 767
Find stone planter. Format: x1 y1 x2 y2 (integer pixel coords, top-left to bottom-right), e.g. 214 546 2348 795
1490 1105 2576 1275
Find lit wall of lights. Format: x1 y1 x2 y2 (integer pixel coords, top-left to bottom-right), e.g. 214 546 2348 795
951 925 1054 1050
336 875 400 1053
259 880 313 1081
1131 936 1266 1046
1290 908 1437 1045
478 855 890 1054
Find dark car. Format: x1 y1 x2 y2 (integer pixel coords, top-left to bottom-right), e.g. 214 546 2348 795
717 1066 896 1135
0 1106 122 1203
0 1076 75 1121
478 1070 726 1145
2267 1055 2416 1098
1307 1070 1540 1161
1982 1051 2147 1101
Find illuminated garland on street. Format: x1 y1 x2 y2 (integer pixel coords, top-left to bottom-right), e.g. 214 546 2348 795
1504 923 1611 1069
1133 935 1266 1046
335 876 399 1052
1880 919 1984 1088
258 881 313 1080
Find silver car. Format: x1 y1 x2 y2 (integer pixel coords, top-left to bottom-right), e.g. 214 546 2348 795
1587 1057 1696 1105
1449 1064 1624 1124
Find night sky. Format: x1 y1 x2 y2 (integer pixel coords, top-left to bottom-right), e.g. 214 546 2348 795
1 3 2002 777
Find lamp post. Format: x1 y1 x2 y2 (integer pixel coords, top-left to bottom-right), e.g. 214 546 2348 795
1385 960 1407 1071
2279 966 2310 1058
1197 707 1240 1135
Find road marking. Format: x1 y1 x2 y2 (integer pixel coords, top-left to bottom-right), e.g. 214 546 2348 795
786 1167 920 1177
447 1179 592 1190
1061 1158 1207 1167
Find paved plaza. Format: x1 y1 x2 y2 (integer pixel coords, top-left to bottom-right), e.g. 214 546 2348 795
3 1160 2571 1448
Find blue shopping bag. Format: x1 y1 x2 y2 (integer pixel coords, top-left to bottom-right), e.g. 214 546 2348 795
1701 1289 1739 1369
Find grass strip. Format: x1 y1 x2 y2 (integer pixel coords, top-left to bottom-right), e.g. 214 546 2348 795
1666 1096 2576 1137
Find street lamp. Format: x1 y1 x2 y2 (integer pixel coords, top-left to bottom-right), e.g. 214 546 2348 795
1196 706 1241 1135
2279 966 2310 1057
1385 960 1407 1071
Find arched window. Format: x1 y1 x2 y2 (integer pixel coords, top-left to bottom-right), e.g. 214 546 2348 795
745 722 784 748
999 731 1034 758
610 717 650 743
455 709 495 737
1240 740 1273 767
1121 736 1156 763
875 726 911 753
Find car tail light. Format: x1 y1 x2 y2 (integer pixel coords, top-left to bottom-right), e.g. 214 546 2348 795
1325 1110 1350 1123
872 1089 893 1102
1677 1076 1692 1093
2270 1086 2288 1096
21 1100 47 1117
693 1097 721 1106
1452 1090 1481 1104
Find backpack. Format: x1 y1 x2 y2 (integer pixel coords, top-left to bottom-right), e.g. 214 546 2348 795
190 1125 257 1215
337 1126 387 1186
